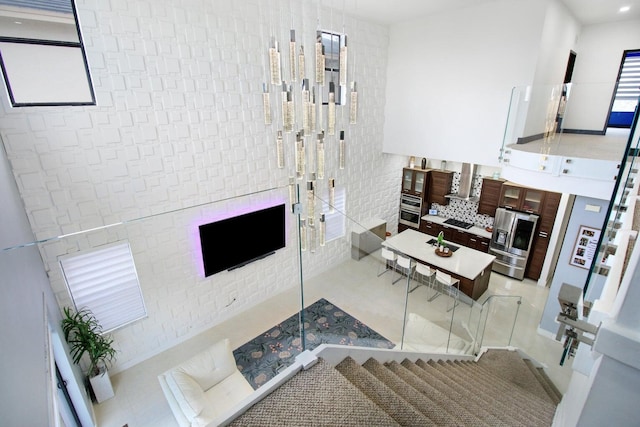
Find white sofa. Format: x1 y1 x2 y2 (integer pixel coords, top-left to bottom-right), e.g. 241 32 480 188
158 338 254 427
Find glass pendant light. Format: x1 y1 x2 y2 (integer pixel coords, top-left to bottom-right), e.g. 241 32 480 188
316 132 325 179
307 175 315 224
276 130 284 168
310 87 317 131
285 84 295 133
298 46 305 82
302 79 311 135
300 218 307 251
295 131 305 179
262 83 271 125
309 224 317 253
339 131 345 169
269 38 281 85
349 82 358 124
315 32 325 85
328 82 336 136
281 82 288 129
288 176 297 208
319 214 326 246
339 36 347 86
329 178 335 213
289 30 297 82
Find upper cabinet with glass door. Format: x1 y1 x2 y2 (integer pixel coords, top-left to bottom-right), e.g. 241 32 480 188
401 168 427 197
500 183 545 214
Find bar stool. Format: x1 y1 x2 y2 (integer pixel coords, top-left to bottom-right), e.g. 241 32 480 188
394 254 415 285
410 263 435 294
434 270 460 311
377 247 398 281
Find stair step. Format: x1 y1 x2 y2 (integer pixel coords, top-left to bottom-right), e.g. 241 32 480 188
408 359 526 426
230 358 400 426
362 358 461 426
384 360 489 426
451 360 557 419
477 349 557 404
233 350 561 426
523 359 563 405
424 359 553 425
336 357 434 426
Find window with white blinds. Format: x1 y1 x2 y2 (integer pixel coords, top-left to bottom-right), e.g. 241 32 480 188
60 242 146 332
322 186 346 242
616 51 640 102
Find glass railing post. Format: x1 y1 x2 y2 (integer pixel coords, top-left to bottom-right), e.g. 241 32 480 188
507 298 522 346
400 265 412 350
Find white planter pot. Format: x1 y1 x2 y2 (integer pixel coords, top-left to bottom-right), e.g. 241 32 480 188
89 368 114 403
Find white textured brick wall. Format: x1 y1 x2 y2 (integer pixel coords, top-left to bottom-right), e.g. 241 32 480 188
0 0 403 371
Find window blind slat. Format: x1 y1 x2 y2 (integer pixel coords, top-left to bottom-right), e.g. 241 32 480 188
60 241 146 333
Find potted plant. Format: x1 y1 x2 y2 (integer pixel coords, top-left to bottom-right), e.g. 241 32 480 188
61 307 117 403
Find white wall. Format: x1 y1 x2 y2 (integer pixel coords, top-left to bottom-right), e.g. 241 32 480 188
382 0 548 167
0 0 402 373
522 0 580 137
539 195 609 335
563 19 640 131
0 140 95 426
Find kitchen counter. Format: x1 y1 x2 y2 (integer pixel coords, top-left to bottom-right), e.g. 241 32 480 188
383 229 495 300
422 214 492 239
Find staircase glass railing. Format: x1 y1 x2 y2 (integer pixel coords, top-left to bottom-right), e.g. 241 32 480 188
465 295 523 354
500 82 630 165
583 99 640 301
499 83 633 202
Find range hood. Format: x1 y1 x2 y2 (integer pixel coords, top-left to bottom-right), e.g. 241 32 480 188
445 163 479 202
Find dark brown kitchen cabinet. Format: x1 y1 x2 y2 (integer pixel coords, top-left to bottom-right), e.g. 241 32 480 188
468 235 491 253
478 177 505 216
428 170 454 206
402 168 428 196
450 227 471 246
420 219 441 236
499 183 545 214
421 219 490 253
526 191 562 280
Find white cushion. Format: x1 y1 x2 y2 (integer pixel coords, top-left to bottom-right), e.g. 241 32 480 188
165 370 205 421
194 371 255 425
159 338 254 426
173 338 236 391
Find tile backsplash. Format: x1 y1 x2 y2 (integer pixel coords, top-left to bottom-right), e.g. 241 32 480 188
431 172 494 228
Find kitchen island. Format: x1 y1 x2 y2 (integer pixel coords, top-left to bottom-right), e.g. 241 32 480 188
383 228 496 300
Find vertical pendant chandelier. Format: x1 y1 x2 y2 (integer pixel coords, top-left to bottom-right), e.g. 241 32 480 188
262 0 358 252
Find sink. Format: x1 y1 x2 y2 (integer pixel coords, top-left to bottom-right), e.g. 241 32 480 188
426 239 460 252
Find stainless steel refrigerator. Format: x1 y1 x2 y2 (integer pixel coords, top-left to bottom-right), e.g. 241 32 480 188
489 207 539 280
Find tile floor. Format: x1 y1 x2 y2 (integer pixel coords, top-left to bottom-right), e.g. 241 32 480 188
94 252 574 427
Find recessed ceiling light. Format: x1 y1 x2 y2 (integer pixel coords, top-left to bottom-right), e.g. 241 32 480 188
619 6 630 12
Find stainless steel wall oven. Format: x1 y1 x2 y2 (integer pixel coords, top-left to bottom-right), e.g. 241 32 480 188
399 194 422 228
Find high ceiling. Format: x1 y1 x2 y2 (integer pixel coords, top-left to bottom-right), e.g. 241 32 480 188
322 0 640 26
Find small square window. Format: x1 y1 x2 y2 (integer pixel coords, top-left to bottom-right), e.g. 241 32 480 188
60 242 146 332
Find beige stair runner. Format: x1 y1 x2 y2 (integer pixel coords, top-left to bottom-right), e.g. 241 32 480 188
232 349 560 426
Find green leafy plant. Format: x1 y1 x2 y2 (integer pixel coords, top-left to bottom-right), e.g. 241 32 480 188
61 307 117 377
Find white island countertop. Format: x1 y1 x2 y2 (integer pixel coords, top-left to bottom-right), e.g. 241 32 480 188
383 229 495 280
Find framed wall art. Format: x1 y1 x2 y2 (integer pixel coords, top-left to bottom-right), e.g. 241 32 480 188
570 225 601 269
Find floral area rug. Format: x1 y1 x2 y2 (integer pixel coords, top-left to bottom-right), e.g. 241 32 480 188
233 298 395 389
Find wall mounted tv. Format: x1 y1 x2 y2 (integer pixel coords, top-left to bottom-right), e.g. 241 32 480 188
199 203 286 277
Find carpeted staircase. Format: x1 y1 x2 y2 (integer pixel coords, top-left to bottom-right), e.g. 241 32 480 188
230 349 561 426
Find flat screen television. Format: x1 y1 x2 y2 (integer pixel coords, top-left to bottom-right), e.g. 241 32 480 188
199 203 286 277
